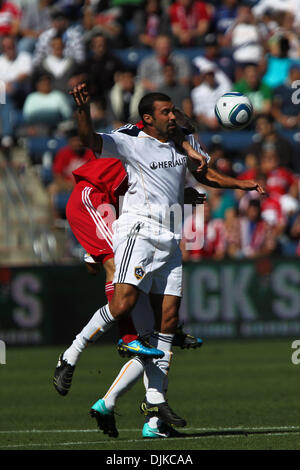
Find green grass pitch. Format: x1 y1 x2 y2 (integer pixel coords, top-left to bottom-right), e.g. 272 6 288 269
1 339 300 450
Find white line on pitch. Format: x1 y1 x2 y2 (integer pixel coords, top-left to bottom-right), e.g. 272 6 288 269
1 425 300 434
2 432 300 449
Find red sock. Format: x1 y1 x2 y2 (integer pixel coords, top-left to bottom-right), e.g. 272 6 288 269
105 282 138 343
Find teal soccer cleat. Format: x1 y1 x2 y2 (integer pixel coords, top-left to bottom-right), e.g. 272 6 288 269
142 422 185 438
90 399 118 438
117 337 164 358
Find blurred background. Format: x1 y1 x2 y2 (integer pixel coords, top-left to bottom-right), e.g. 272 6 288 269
1 0 300 347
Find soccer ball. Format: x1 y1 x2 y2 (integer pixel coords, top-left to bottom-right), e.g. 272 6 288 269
215 92 253 129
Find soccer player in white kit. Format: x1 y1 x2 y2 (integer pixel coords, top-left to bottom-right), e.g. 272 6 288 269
67 83 265 431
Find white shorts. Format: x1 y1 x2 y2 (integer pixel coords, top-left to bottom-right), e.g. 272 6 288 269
112 218 183 297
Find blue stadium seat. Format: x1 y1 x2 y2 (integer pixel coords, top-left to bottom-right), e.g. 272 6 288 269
114 47 206 69
114 47 232 69
198 130 255 151
26 136 68 165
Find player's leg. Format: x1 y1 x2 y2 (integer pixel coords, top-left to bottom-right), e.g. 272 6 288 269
139 239 188 428
140 293 186 428
90 355 145 438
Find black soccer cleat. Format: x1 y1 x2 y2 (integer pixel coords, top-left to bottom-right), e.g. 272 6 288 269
173 324 203 349
90 399 119 438
53 353 75 396
140 398 187 428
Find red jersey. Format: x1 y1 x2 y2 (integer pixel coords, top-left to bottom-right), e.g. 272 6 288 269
72 158 128 206
169 1 210 32
71 123 145 204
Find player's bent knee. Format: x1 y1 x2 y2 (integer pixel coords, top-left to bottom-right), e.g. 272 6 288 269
110 297 136 318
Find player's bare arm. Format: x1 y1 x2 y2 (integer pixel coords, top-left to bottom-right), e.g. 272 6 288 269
169 124 207 172
191 166 266 194
70 83 103 154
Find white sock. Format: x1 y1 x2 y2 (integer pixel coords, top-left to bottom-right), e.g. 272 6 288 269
103 357 145 411
63 305 115 366
143 367 159 429
145 332 174 404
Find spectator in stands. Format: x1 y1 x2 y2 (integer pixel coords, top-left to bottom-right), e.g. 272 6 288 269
131 0 170 48
32 8 85 68
181 201 227 261
223 5 264 80
82 0 123 48
0 35 32 149
239 145 299 210
239 198 278 258
82 33 125 106
199 32 236 82
192 43 232 91
191 61 231 130
137 34 191 91
48 128 94 219
208 143 235 177
270 10 300 59
262 34 293 88
107 68 145 128
160 62 193 118
259 145 298 199
234 64 273 117
253 0 300 32
18 0 52 54
23 72 73 130
243 114 294 168
213 0 238 38
223 207 241 258
208 186 237 220
0 0 21 37
168 0 212 47
272 63 300 129
38 35 78 93
289 211 300 256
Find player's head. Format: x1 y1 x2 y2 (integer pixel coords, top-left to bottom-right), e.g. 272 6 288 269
138 93 176 138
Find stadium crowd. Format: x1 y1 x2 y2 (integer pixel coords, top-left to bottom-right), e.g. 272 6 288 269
1 0 300 259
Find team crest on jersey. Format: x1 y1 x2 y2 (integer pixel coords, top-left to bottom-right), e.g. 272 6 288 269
134 266 145 280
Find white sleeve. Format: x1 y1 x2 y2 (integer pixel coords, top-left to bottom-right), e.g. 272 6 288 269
95 132 132 161
187 134 211 164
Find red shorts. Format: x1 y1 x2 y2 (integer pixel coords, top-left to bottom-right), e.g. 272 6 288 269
66 181 116 264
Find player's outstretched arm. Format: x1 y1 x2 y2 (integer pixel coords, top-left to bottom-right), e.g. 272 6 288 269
69 82 103 154
191 166 266 194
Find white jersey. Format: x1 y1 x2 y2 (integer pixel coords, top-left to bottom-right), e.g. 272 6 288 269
96 130 210 233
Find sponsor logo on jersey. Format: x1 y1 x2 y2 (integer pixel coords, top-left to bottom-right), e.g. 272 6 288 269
149 157 187 170
134 266 145 280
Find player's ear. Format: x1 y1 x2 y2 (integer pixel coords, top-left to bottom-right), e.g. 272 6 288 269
143 114 153 126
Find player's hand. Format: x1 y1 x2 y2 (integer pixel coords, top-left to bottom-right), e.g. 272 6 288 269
69 82 90 108
184 187 206 205
189 153 207 173
242 180 266 195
